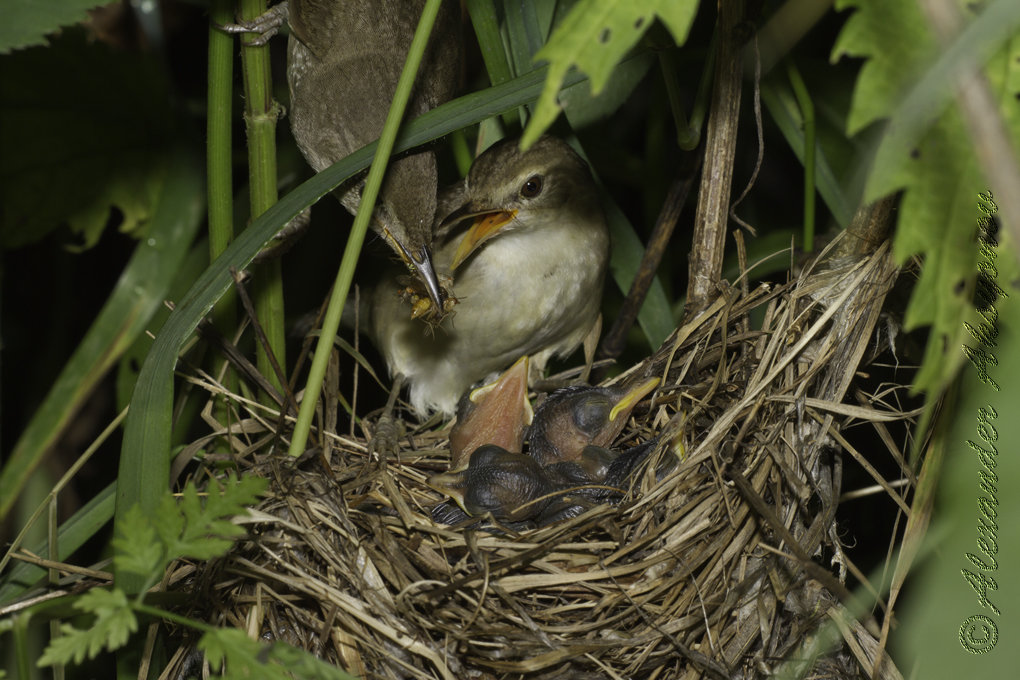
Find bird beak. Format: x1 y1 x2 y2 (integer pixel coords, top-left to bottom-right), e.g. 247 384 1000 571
448 209 518 270
382 226 446 313
408 244 446 313
608 377 660 423
427 472 468 513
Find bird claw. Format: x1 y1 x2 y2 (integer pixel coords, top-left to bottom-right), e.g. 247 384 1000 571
217 1 290 44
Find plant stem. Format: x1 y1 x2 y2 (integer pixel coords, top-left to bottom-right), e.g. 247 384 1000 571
785 59 816 251
208 0 239 405
238 0 285 399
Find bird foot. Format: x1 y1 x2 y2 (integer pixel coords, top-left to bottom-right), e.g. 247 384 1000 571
217 1 290 44
368 411 402 460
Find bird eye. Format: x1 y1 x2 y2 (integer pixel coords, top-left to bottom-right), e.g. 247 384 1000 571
574 397 611 436
520 175 544 198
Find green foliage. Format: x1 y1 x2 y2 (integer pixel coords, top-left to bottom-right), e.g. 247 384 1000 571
200 629 358 680
114 474 266 588
832 0 1020 395
523 0 700 146
37 589 138 667
38 476 266 670
0 32 173 249
0 0 117 53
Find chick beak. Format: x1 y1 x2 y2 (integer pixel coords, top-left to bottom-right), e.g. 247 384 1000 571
448 209 518 270
449 356 533 470
426 471 469 513
607 377 661 426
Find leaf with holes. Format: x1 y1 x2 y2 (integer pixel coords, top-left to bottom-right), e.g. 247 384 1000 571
831 0 1020 395
522 0 699 147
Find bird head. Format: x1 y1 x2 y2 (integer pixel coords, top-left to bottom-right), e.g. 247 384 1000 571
435 136 603 270
528 376 660 466
427 445 553 522
370 153 451 318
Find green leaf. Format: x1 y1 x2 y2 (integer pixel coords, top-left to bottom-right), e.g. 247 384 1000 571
897 236 1020 678
116 476 266 588
523 0 699 147
832 0 1020 395
37 588 137 666
169 476 264 561
199 628 359 680
831 1 935 137
112 503 165 579
0 142 204 524
0 31 173 248
269 643 360 680
1 0 117 54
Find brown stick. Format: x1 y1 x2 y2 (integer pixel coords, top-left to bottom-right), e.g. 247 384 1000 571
599 156 700 361
685 0 745 317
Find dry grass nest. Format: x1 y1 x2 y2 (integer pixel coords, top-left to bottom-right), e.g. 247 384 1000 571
165 235 914 679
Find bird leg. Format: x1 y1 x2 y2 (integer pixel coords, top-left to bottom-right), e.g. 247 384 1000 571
368 374 406 460
216 1 290 44
579 313 602 384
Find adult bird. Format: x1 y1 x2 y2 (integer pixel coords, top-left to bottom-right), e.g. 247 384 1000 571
228 0 463 311
371 135 610 416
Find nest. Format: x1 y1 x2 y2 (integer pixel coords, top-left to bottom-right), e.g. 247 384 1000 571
165 234 909 679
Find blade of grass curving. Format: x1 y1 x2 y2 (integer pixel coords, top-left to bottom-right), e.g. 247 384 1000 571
0 146 204 525
115 56 603 581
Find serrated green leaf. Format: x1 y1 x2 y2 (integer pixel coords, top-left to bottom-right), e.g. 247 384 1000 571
199 628 358 680
112 504 165 578
171 477 264 560
0 31 173 248
270 643 360 679
1 0 118 54
523 0 699 147
830 0 934 136
832 0 1020 395
152 491 185 556
200 628 283 679
37 588 137 666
